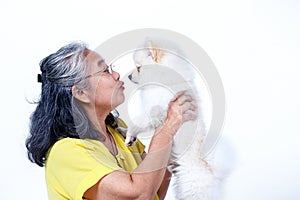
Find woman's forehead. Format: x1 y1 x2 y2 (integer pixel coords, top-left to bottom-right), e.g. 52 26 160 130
85 50 105 66
85 50 102 60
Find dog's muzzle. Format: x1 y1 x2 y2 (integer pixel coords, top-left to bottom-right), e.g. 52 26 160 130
128 73 139 84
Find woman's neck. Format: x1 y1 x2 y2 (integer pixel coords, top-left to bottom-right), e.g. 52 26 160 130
84 106 111 139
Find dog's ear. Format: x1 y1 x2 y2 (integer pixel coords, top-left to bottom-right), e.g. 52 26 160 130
144 40 158 62
144 38 165 63
144 39 154 58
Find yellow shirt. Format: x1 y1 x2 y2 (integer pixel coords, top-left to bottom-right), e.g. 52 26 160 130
45 125 159 200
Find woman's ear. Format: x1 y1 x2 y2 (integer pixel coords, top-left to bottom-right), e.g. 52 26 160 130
71 85 90 104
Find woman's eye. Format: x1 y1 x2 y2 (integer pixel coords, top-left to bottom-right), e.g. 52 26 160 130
102 66 110 73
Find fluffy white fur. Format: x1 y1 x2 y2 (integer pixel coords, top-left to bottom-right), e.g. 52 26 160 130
125 38 233 200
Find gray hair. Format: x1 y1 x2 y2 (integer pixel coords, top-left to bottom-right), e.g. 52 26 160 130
26 41 105 167
40 41 89 87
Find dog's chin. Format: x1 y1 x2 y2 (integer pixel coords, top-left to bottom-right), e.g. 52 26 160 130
130 79 139 84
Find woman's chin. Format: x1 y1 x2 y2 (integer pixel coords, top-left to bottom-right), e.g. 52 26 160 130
112 96 125 109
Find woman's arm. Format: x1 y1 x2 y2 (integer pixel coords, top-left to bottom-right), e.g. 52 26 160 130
84 91 196 200
84 123 174 200
141 150 171 199
157 168 172 199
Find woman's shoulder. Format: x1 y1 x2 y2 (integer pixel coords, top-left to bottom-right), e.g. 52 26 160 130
47 137 105 157
45 137 114 169
51 137 83 149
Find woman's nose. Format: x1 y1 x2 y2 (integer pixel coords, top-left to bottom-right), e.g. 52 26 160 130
112 70 120 80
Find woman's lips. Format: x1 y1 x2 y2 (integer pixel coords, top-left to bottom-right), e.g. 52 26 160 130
119 81 125 89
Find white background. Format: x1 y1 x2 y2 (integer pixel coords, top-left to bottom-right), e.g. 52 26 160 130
1 0 299 199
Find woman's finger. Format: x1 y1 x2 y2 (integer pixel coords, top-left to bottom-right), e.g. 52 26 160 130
177 94 194 105
182 112 197 122
170 90 188 102
181 102 197 112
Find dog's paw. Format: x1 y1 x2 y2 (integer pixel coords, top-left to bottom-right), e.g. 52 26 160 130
125 136 137 147
150 105 166 128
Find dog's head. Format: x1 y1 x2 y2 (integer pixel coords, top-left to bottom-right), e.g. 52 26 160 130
129 40 165 84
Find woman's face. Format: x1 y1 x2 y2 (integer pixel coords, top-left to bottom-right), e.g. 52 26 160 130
85 50 125 112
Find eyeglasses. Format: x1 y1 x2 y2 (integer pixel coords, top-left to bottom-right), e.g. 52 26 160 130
84 64 114 79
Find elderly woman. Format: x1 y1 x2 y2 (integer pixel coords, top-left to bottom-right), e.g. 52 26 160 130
26 42 196 200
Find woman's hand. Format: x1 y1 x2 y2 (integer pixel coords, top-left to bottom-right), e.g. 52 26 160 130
165 90 197 135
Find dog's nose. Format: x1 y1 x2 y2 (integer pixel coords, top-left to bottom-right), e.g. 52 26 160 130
128 74 132 80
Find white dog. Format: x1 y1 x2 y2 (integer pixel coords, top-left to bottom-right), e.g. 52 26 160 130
123 38 232 199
